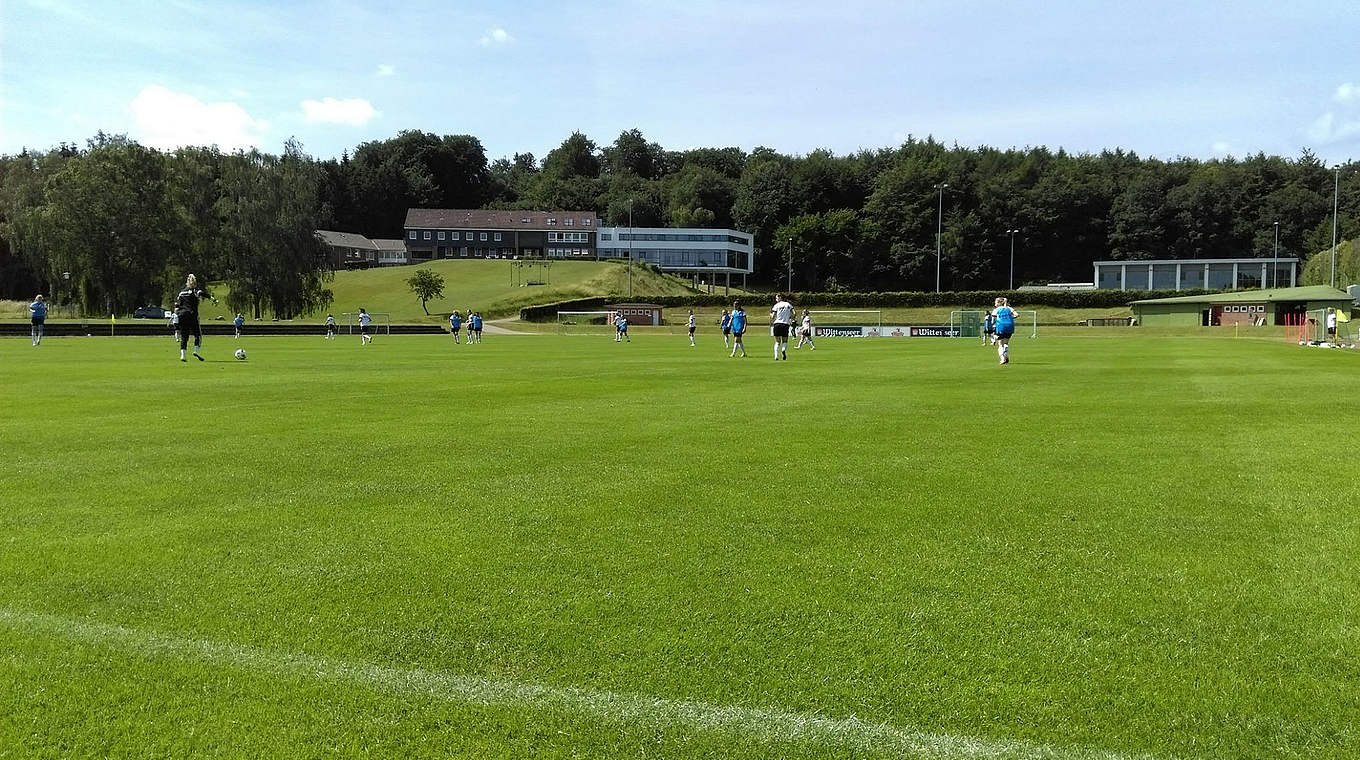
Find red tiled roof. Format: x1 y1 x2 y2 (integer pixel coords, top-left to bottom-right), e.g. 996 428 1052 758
405 208 598 230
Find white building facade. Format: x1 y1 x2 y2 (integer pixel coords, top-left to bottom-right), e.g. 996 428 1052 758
595 227 755 289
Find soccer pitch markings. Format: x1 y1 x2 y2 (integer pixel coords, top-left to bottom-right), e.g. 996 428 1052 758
2 333 1358 759
0 607 1163 760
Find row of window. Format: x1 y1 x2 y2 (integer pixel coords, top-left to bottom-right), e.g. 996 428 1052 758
603 233 750 245
545 218 590 226
547 248 591 257
1222 304 1265 312
547 232 589 243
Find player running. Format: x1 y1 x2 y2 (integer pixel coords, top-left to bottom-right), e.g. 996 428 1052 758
449 311 463 343
233 313 245 339
614 313 631 342
687 309 697 347
719 309 732 348
358 308 373 345
325 313 336 339
991 297 1018 365
982 310 997 345
28 294 46 346
795 309 816 350
729 302 747 357
770 293 794 360
174 274 217 362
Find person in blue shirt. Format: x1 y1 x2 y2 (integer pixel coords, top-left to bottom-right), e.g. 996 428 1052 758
991 297 1018 365
982 310 996 345
233 313 245 339
29 294 47 346
614 314 630 343
729 302 747 358
470 312 483 342
448 311 463 343
719 309 732 348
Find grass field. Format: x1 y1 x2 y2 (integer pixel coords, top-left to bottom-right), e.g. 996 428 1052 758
2 332 1357 759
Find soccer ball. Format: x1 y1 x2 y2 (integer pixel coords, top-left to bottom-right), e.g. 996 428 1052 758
234 348 247 360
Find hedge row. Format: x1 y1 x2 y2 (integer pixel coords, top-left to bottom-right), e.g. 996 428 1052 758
519 289 1202 321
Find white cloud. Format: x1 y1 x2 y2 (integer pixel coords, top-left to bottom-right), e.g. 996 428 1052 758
1210 141 1231 155
300 97 380 126
130 85 266 151
479 28 514 46
376 64 396 77
1334 82 1360 104
1307 112 1360 144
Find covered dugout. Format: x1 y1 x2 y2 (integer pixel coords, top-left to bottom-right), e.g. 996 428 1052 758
1131 285 1353 327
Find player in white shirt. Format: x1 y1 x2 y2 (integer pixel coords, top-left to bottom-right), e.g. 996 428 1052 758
770 294 794 360
795 309 816 350
358 308 373 345
687 310 697 347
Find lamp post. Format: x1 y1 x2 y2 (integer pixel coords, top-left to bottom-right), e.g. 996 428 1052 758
1272 222 1280 288
934 182 949 292
627 198 634 299
1006 229 1020 290
1331 165 1340 289
785 238 793 294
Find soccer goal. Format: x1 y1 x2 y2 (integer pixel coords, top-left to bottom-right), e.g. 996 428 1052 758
809 310 882 337
343 311 390 335
950 309 1038 339
557 310 617 335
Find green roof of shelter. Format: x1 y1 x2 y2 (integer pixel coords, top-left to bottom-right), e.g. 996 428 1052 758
1130 285 1353 305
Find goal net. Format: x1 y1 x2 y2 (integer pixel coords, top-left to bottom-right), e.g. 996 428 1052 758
343 311 390 335
950 309 1038 339
809 310 882 338
558 310 617 335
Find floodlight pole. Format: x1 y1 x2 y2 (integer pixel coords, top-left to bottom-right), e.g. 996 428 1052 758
934 182 949 292
786 237 792 293
1331 166 1340 289
1006 229 1020 290
628 198 634 299
1272 221 1280 289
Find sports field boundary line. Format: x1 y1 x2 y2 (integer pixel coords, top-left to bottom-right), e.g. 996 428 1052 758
0 607 1173 760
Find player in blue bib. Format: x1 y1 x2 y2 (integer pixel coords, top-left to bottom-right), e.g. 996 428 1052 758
991 297 1017 365
719 309 732 349
614 314 630 342
470 312 483 342
729 302 747 357
29 294 47 346
449 311 462 343
982 311 997 345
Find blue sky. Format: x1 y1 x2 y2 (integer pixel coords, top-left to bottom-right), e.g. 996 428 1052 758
3 0 1358 164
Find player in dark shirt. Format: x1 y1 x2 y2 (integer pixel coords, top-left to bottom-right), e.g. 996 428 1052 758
174 273 217 362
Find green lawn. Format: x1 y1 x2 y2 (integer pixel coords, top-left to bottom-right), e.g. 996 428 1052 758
2 332 1357 759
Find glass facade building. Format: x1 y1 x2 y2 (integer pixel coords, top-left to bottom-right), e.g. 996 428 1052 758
1092 258 1298 291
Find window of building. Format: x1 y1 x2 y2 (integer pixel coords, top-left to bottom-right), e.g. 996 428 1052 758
565 218 574 226
408 231 416 239
584 218 592 226
547 218 557 226
480 232 488 241
423 231 432 240
601 233 612 241
494 232 502 241
438 231 446 240
466 232 474 241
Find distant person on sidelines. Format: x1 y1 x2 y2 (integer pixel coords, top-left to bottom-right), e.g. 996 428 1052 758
796 309 816 350
28 294 46 346
169 311 180 343
687 309 697 347
729 302 747 358
325 313 336 339
174 274 217 362
991 297 1018 365
358 308 373 345
449 310 463 343
615 313 630 343
471 312 484 342
770 293 794 361
983 310 997 345
233 313 245 339
719 309 732 348
1326 308 1337 342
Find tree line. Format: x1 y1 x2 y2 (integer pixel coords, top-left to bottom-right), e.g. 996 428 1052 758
2 128 1356 311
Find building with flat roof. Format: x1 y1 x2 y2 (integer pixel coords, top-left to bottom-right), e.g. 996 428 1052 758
404 209 599 261
1094 257 1298 291
1130 285 1351 327
595 226 755 289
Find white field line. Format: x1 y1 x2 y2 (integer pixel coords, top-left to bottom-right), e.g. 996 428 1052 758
0 607 1171 760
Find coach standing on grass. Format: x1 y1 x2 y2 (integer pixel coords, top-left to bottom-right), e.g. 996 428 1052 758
174 274 217 362
29 294 46 346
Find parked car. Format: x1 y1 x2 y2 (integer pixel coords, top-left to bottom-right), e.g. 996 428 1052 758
134 305 171 319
